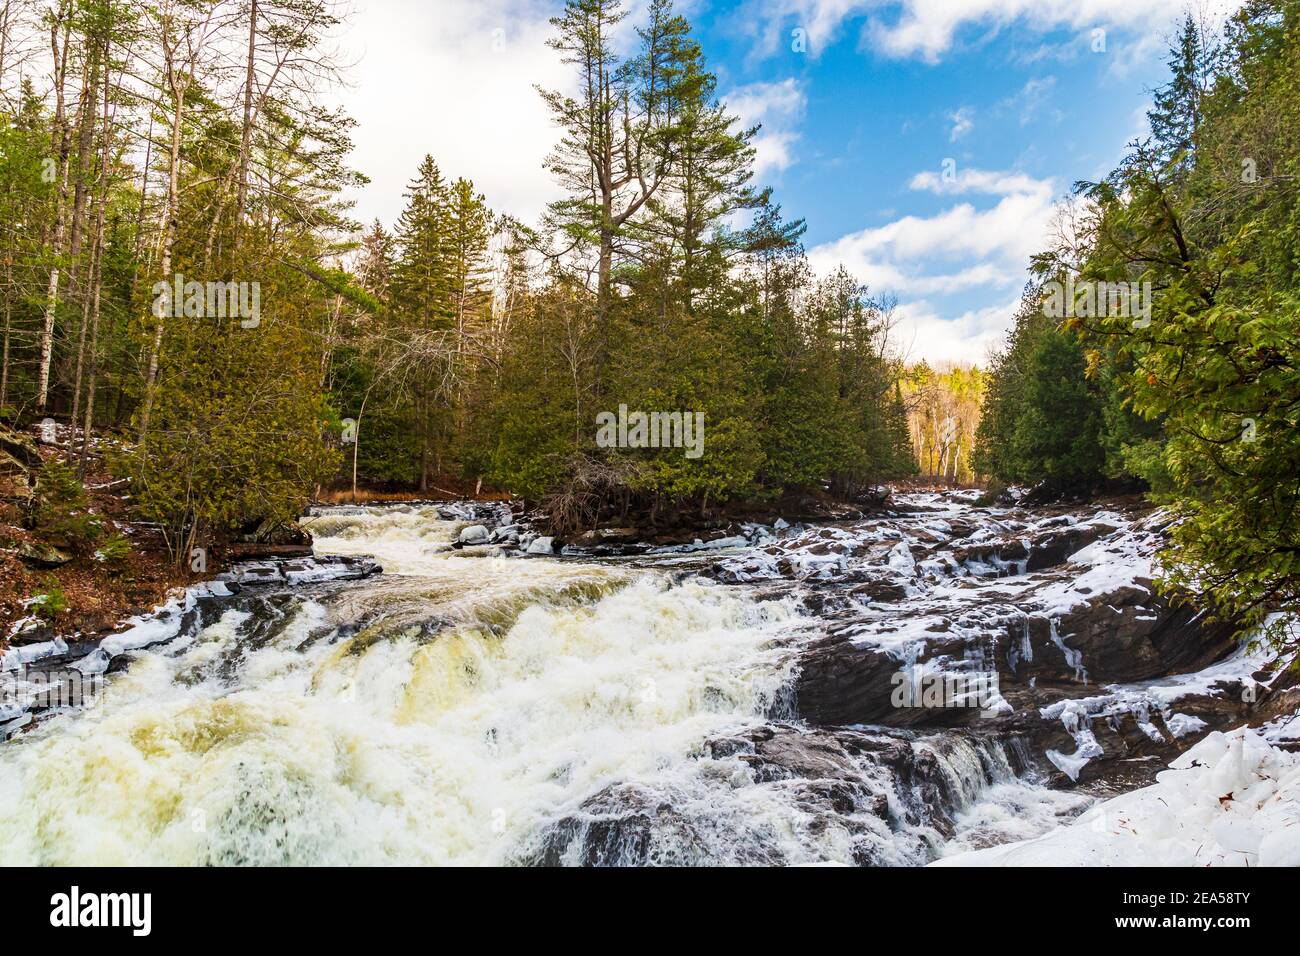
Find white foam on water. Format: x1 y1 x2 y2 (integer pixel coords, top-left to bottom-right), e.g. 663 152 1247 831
0 507 812 865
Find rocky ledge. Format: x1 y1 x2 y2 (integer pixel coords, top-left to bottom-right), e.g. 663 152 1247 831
0 554 380 740
517 491 1299 865
399 490 1299 801
701 491 1298 790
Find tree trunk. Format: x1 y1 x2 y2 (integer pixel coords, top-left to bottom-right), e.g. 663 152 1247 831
233 0 257 237
1 227 12 409
69 231 96 431
36 10 73 414
351 389 370 500
66 46 101 300
139 68 186 442
78 33 114 472
0 2 10 81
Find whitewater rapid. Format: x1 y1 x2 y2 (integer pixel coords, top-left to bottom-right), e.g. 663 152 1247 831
0 507 805 864
0 502 1083 865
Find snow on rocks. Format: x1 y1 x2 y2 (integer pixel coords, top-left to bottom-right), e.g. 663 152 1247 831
2 555 381 738
457 524 490 545
885 540 916 573
1031 635 1277 782
219 554 380 586
435 500 513 526
775 495 1148 702
933 727 1300 866
525 536 556 555
742 490 1284 793
1165 713 1208 738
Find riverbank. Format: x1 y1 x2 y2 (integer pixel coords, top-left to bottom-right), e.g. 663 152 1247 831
0 424 194 654
319 479 891 543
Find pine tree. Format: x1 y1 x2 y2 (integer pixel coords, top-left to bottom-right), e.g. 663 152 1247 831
539 0 681 377
355 220 393 302
392 155 453 330
1147 14 1217 167
634 11 761 310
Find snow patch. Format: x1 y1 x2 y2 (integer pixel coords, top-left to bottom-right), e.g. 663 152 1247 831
935 727 1300 866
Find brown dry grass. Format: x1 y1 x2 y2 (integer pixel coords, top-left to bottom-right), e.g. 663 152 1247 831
316 486 511 505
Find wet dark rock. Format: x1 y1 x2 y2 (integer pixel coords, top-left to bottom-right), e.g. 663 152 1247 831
848 577 910 603
534 723 1032 866
794 636 910 726
230 517 314 558
793 633 997 728
1025 524 1117 572
1008 591 1240 687
6 620 61 646
531 783 717 867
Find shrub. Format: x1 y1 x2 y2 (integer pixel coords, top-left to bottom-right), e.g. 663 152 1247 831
31 458 104 549
29 580 70 622
94 533 132 566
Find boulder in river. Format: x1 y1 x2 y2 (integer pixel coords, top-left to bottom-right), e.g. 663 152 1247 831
458 524 490 545
526 535 555 555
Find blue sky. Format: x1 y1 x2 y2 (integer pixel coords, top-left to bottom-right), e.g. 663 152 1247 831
338 0 1227 364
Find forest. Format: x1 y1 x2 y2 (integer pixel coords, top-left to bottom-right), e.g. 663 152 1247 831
1 0 1298 649
973 3 1300 642
0 0 921 572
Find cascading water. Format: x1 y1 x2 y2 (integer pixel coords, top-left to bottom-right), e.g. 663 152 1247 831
0 502 1082 866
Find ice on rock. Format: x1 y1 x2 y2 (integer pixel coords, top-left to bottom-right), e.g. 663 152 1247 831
886 541 916 573
934 727 1300 867
458 524 490 544
1164 713 1207 738
525 536 555 555
1047 617 1087 683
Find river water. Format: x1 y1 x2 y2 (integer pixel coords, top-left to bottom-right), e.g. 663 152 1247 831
0 500 1090 865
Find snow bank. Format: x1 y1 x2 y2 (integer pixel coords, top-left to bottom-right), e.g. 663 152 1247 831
933 726 1300 866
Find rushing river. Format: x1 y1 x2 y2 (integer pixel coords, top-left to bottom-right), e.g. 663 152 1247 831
0 501 1089 865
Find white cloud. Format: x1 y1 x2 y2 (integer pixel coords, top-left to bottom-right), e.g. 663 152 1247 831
723 78 808 176
334 0 569 229
810 167 1058 363
745 0 1207 62
1099 28 1169 80
748 0 867 58
908 167 1047 196
890 297 1022 365
1003 76 1056 124
816 174 1056 263
947 106 974 141
334 3 812 230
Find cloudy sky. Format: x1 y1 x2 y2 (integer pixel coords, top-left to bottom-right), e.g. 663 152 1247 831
332 0 1229 365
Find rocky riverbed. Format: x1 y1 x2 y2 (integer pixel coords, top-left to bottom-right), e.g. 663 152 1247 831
1 490 1296 865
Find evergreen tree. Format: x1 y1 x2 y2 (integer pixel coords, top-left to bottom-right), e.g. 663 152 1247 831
1147 14 1215 166
392 155 453 330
